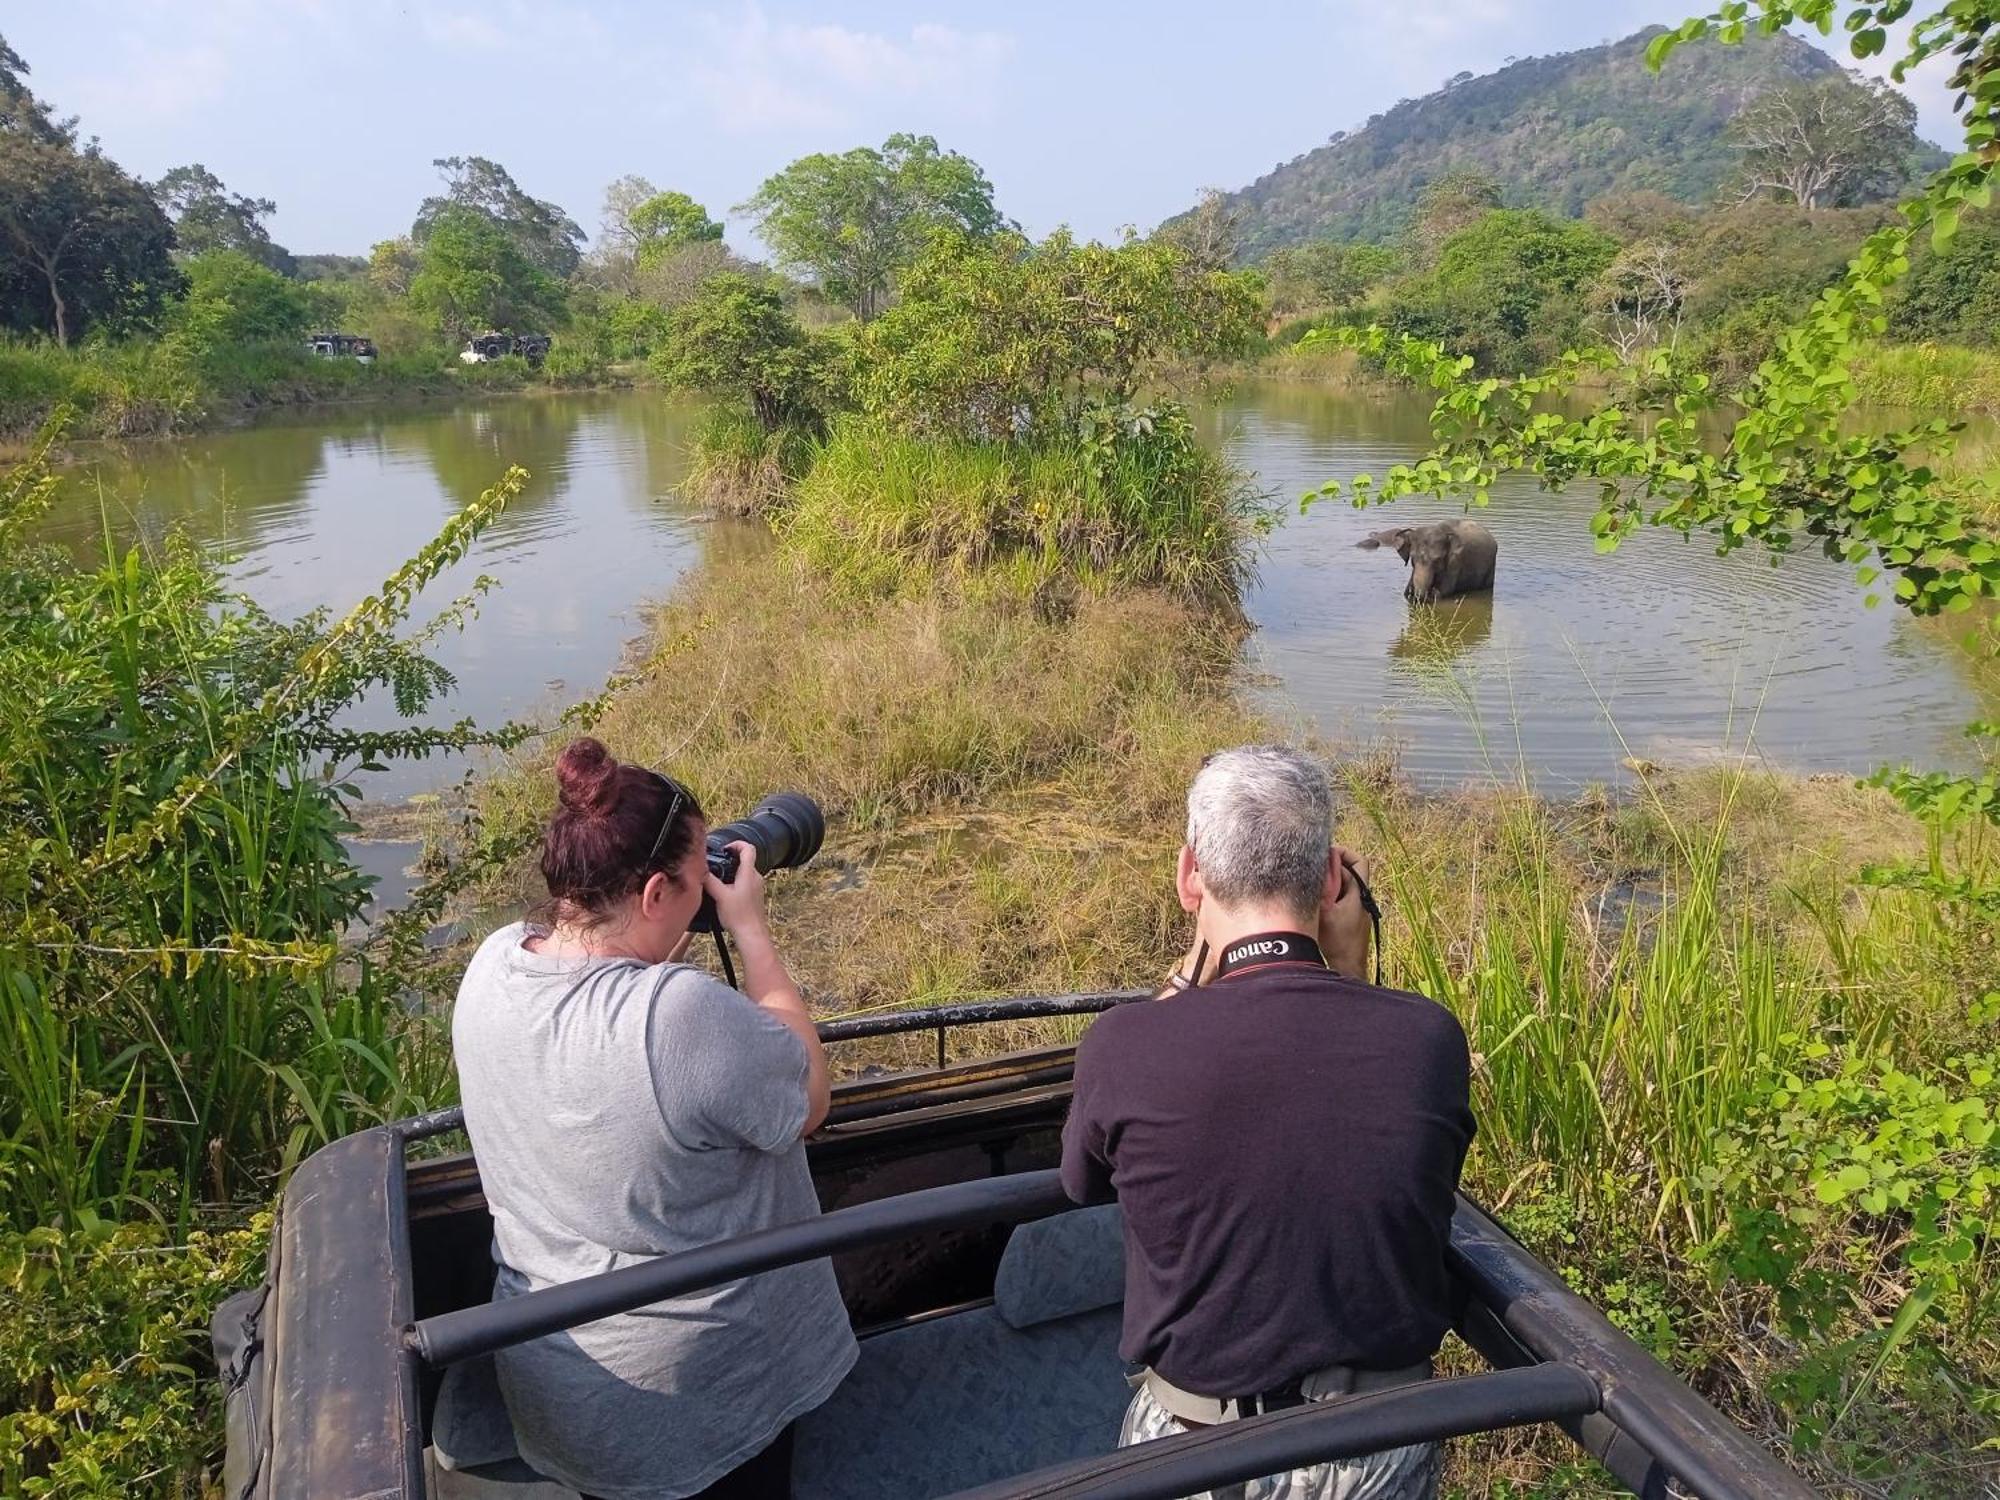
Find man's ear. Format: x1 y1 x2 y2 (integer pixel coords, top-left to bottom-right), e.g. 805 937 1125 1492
1176 845 1202 914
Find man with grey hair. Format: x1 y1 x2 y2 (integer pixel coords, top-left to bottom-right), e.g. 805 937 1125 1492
1062 745 1474 1500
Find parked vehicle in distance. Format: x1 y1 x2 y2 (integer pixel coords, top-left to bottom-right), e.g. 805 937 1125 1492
458 332 550 368
305 331 376 363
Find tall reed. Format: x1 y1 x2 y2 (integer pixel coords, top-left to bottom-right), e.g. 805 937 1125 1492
0 422 522 1229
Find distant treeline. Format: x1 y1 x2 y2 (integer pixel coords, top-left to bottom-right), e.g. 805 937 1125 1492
1237 168 2000 381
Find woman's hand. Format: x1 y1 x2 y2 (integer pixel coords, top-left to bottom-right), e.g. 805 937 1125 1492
1318 845 1374 981
702 841 828 1133
702 841 769 936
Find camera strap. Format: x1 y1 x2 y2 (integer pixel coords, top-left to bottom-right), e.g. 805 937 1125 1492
1348 864 1385 988
1173 864 1384 989
1214 931 1326 978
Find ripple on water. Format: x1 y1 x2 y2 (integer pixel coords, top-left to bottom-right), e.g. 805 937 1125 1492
30 387 1996 801
1222 393 1994 791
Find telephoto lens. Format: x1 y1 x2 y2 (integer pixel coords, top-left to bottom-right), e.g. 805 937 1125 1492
690 792 825 933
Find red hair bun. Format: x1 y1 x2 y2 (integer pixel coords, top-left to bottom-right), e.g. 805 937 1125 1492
554 736 620 816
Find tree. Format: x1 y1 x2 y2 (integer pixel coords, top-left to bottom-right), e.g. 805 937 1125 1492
165 250 318 358
1591 240 1690 357
295 253 369 283
0 31 68 144
630 191 724 265
738 133 1007 320
650 272 822 431
407 207 565 341
0 133 178 344
413 156 584 279
153 163 295 276
1157 188 1241 272
367 236 420 297
599 173 660 250
1407 167 1504 264
854 229 1265 441
1265 241 1399 317
1383 209 1618 372
633 239 741 311
1728 77 1920 209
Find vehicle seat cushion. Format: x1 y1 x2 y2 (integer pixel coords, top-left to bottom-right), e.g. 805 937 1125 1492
792 1304 1127 1500
992 1204 1125 1330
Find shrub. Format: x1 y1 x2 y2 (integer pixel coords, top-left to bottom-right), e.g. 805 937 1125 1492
780 405 1260 600
681 403 815 514
0 1218 268 1499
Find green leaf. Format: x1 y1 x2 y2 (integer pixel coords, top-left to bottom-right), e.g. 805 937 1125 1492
1933 204 1962 252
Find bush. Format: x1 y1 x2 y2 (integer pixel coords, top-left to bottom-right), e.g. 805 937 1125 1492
1892 220 2000 345
682 403 815 515
781 406 1259 600
0 421 519 1230
1380 210 1618 374
0 421 535 1496
853 229 1263 441
0 1218 268 1499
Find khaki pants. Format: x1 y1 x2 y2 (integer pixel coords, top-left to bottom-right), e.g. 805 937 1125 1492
1118 1382 1441 1500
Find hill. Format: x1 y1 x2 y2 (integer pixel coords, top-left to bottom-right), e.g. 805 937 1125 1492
1171 28 1941 258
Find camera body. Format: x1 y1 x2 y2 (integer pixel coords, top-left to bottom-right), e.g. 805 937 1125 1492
689 792 825 934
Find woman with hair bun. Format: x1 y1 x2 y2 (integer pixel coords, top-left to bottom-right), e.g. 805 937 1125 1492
448 737 853 1500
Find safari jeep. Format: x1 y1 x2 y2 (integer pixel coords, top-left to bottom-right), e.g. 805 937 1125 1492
213 992 1818 1500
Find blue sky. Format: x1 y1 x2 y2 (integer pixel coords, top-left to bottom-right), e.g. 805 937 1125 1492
7 1 1967 258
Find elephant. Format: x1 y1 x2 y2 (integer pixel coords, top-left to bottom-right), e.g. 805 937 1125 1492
1357 519 1498 603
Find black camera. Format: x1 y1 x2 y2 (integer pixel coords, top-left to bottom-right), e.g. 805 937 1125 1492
689 792 826 934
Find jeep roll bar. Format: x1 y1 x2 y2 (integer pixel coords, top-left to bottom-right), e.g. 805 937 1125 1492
401 1156 1810 1496
401 1164 1811 1499
374 994 1814 1500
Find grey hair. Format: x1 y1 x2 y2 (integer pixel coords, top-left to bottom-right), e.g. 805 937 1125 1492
1185 745 1332 917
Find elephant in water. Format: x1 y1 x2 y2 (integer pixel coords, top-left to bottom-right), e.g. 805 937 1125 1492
1357 519 1498 603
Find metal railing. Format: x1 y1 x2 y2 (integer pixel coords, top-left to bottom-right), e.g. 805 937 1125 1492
391 991 1818 1500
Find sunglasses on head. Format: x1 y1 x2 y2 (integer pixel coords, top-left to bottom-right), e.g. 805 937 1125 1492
645 771 696 866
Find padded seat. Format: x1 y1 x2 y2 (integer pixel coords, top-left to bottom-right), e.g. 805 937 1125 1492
793 1204 1130 1500
429 1205 1132 1500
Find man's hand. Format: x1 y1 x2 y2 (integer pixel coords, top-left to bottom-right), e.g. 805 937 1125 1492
1157 936 1206 997
1318 846 1373 981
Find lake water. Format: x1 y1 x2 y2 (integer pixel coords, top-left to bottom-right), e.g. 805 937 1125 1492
40 386 1996 808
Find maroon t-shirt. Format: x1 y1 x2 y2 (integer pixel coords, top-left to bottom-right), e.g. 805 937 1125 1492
1060 941 1474 1397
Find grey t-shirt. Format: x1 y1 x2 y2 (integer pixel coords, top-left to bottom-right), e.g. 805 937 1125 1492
447 923 857 1500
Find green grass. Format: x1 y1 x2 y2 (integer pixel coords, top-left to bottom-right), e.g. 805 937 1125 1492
0 336 596 444
1851 339 2000 418
779 413 1261 600
681 403 816 515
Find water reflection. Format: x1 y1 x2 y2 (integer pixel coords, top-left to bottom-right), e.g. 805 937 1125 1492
45 392 716 797
34 384 1998 800
382 399 581 516
1387 595 1494 668
47 420 331 564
